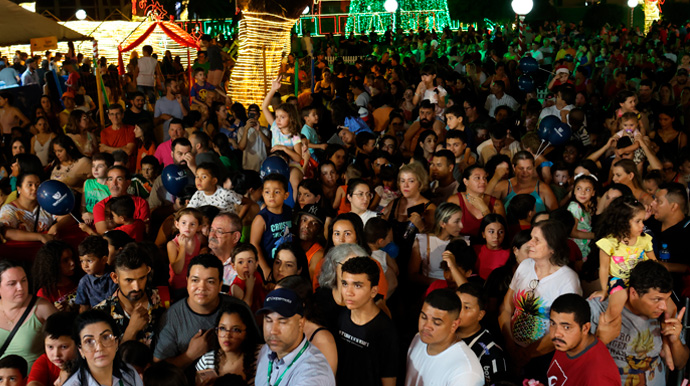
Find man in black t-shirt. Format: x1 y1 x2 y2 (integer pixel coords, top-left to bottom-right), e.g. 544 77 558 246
456 283 508 385
648 182 690 294
336 257 398 386
123 91 153 127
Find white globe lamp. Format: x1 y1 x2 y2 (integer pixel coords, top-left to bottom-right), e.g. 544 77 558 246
511 0 533 15
75 9 87 20
384 0 398 13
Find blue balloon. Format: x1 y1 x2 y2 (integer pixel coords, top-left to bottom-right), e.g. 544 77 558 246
260 156 290 180
548 122 573 146
518 75 535 93
538 115 560 141
162 164 190 196
519 57 539 74
37 180 75 215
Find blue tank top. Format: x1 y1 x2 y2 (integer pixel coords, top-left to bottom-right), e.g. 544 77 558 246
258 205 293 262
503 179 547 213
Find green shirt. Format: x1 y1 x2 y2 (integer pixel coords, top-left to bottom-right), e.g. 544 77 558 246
84 179 110 213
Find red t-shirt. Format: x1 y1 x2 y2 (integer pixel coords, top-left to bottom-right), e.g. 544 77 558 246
566 239 583 264
93 195 150 225
425 279 450 297
231 271 266 313
101 124 135 149
473 245 510 280
101 124 136 169
547 339 620 386
115 219 146 242
27 353 61 385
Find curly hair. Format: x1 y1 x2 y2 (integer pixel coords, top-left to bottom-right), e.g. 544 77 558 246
32 240 80 298
595 195 645 244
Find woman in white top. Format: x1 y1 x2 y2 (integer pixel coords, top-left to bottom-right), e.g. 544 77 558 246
63 310 143 386
30 116 55 166
409 202 464 285
346 178 378 226
498 219 582 379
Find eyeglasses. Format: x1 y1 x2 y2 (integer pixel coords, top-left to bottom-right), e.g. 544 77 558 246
215 326 245 336
81 333 117 352
528 279 539 297
351 192 373 199
209 228 239 235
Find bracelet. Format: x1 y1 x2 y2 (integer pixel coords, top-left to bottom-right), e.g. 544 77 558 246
540 161 554 168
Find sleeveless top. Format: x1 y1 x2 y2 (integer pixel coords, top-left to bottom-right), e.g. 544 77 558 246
33 135 53 165
336 185 350 214
0 302 43 371
456 193 498 238
258 205 293 262
503 179 547 213
306 243 324 264
168 233 201 290
653 131 682 161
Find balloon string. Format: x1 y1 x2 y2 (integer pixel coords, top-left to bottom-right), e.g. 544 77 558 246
70 213 82 224
536 142 551 159
535 139 546 158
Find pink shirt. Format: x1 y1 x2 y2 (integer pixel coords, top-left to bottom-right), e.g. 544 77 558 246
154 140 173 167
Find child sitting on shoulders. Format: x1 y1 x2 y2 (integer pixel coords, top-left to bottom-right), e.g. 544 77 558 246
188 162 242 213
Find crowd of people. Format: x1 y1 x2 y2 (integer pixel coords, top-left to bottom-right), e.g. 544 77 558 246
2 16 690 386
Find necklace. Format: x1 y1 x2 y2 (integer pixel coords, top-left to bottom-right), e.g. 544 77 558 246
0 300 24 326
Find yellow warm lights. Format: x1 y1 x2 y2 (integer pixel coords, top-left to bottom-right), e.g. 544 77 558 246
0 20 194 69
228 11 297 106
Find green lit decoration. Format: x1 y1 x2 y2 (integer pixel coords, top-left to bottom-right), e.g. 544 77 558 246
345 0 451 33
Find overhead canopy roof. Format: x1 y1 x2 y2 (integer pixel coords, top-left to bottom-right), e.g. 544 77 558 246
0 0 92 46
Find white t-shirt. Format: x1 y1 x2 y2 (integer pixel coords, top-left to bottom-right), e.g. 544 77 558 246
529 49 544 62
509 259 582 346
414 234 448 280
237 125 269 172
358 210 378 227
405 334 484 386
137 56 157 87
187 186 242 213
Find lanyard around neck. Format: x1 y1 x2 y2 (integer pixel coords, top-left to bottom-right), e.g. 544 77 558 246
266 340 309 386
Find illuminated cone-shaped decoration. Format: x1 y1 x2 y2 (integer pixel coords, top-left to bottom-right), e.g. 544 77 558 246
643 0 660 35
228 12 296 106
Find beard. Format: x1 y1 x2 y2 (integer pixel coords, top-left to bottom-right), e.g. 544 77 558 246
420 118 433 129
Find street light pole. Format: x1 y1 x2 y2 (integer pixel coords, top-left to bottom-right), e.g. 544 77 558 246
511 0 533 57
627 0 637 30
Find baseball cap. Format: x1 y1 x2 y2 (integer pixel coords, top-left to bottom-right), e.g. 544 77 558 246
257 288 304 317
678 68 689 76
298 204 326 224
61 91 75 99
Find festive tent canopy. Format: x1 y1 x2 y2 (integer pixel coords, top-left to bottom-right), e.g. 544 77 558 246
118 21 199 74
0 0 91 46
